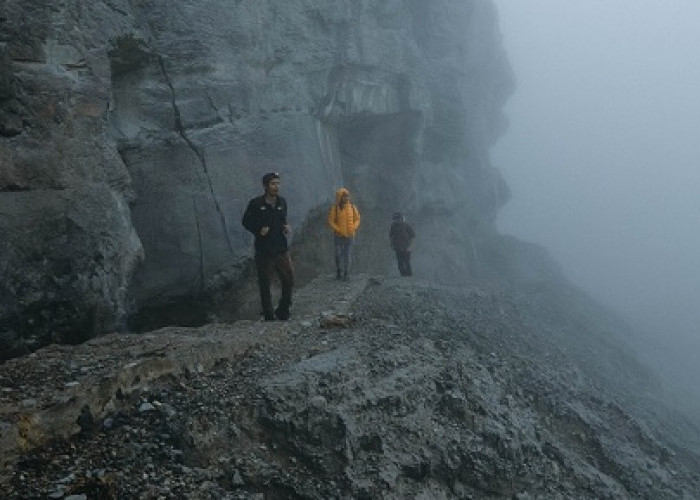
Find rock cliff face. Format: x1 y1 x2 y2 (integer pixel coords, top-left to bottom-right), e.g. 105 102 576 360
0 0 517 355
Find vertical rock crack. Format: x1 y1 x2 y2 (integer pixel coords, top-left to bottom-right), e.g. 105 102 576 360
158 56 233 252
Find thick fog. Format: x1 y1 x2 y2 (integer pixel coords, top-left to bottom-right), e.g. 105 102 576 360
492 1 700 403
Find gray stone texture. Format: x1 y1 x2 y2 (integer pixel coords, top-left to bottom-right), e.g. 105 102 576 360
0 0 517 353
2 275 699 497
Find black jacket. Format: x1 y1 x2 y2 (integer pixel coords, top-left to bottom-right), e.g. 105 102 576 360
242 195 289 255
390 221 415 252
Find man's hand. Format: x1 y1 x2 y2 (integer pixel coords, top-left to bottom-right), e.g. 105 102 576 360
283 224 291 236
260 226 270 236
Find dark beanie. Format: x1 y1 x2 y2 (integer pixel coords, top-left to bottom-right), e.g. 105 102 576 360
262 172 280 185
392 212 403 221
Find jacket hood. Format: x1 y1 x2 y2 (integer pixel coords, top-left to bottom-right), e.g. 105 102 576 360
335 187 350 203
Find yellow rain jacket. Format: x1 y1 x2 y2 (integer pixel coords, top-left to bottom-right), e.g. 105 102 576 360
327 188 361 238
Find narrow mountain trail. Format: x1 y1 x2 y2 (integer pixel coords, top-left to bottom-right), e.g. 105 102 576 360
0 274 369 467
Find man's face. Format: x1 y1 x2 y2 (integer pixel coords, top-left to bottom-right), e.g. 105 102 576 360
340 192 349 205
265 178 281 196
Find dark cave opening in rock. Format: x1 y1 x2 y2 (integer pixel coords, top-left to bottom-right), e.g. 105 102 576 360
337 111 422 211
335 110 423 275
128 297 212 333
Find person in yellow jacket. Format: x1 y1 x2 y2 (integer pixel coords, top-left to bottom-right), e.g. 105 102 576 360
327 187 361 280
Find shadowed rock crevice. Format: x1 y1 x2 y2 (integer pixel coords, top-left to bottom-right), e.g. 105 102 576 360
192 197 206 294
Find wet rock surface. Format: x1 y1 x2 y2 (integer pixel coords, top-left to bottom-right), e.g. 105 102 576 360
1 275 699 499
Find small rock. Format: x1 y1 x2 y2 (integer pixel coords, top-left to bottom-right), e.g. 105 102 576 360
139 402 156 412
310 395 327 409
58 473 75 484
163 404 177 417
231 469 245 486
65 381 80 387
320 314 354 328
103 417 114 430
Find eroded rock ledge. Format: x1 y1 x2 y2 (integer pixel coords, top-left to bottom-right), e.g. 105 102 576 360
1 275 699 499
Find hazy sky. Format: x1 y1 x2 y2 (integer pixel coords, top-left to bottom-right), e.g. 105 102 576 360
492 1 700 392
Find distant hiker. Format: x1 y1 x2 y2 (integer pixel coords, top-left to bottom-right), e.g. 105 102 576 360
390 212 415 277
327 187 361 281
242 172 294 321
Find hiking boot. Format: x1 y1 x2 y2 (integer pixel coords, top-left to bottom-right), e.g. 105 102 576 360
263 313 275 321
336 269 342 280
275 306 290 321
342 272 349 282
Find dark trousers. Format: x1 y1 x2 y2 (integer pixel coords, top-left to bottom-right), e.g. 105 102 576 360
334 235 353 276
255 251 294 317
395 250 412 276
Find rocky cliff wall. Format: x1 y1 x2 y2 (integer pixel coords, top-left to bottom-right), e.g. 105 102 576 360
0 0 517 355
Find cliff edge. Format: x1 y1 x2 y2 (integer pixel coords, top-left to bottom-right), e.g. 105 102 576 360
1 275 699 498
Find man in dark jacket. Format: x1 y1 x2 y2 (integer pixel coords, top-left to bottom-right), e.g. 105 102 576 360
242 172 294 320
389 212 415 277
